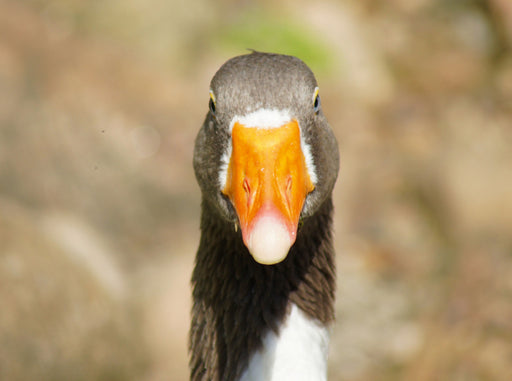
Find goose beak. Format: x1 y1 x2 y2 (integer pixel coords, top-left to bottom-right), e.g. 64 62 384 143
222 119 315 265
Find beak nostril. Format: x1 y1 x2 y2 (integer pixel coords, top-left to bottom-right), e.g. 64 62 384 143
286 176 292 194
283 175 293 211
243 178 251 197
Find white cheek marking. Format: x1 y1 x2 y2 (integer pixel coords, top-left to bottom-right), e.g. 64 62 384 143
229 109 292 132
239 304 330 381
218 142 232 190
301 137 317 185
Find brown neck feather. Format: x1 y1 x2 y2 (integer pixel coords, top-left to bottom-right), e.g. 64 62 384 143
189 197 336 381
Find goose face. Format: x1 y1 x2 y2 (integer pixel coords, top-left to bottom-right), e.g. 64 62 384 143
194 52 339 265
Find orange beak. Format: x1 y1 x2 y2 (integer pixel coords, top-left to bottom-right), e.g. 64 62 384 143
222 119 315 264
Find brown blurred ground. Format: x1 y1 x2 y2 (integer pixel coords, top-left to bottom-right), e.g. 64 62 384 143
1 0 512 380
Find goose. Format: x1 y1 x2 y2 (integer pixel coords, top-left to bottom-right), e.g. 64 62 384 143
190 52 339 381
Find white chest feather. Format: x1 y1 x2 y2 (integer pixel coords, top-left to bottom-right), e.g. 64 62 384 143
239 304 330 381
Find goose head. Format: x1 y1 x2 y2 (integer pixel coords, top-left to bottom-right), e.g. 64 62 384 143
193 52 339 265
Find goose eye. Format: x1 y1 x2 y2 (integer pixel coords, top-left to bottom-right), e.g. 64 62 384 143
312 87 320 113
209 98 216 114
209 91 216 115
313 95 321 112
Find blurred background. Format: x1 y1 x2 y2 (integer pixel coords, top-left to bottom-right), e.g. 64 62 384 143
1 0 512 380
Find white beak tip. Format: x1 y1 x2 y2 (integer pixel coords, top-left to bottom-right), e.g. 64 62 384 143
246 216 295 265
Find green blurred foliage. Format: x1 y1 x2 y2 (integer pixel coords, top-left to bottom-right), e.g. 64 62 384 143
216 10 334 73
